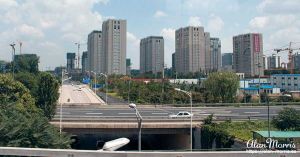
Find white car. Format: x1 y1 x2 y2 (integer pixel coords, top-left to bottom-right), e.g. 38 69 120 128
169 111 193 118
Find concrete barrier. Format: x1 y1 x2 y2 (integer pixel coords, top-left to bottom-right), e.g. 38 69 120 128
0 147 299 157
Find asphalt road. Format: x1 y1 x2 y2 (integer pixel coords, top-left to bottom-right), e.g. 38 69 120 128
56 83 300 121
53 105 300 121
59 84 105 104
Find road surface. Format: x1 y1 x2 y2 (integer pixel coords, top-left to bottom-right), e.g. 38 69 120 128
53 105 300 121
59 84 105 104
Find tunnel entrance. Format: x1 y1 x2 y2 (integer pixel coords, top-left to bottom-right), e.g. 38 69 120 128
66 128 191 151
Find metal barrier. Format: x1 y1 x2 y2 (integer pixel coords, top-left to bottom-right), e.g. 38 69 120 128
0 147 299 157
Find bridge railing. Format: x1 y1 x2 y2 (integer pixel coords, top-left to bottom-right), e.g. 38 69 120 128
0 147 299 157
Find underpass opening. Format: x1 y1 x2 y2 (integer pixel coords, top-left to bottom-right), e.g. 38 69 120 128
66 128 192 151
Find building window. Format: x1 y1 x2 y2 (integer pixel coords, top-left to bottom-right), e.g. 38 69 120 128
295 77 298 80
273 77 276 79
282 83 285 86
274 83 277 85
288 77 291 80
295 84 298 86
282 77 284 79
288 84 291 86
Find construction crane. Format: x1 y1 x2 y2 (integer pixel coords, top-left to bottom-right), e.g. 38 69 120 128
274 42 300 74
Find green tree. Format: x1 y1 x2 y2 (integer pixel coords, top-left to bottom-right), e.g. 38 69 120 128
15 72 38 96
0 103 71 148
36 72 60 119
272 107 300 130
0 74 37 113
204 72 239 103
14 54 39 73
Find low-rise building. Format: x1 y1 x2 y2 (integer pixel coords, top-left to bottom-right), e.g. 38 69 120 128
271 74 300 91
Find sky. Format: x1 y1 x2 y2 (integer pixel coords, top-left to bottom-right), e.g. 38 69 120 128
0 0 299 70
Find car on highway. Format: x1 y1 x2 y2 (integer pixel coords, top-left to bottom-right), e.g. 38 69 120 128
169 111 193 118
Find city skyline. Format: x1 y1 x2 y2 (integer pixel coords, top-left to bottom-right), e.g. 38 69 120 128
0 0 299 70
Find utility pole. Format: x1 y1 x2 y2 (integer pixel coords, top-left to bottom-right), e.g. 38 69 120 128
9 43 16 79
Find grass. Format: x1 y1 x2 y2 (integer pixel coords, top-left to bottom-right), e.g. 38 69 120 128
107 92 123 99
220 121 277 141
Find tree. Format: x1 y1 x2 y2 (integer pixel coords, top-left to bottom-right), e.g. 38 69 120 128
0 103 71 148
0 74 38 113
14 54 39 73
272 107 300 130
36 72 60 119
15 72 38 96
204 72 239 103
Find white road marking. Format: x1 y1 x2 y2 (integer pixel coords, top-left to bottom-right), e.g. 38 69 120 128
151 113 168 115
56 112 70 114
244 112 260 114
118 113 135 115
85 113 103 115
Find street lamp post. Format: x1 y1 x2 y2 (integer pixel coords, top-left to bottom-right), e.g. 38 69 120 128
100 73 108 104
174 88 193 151
9 43 16 79
129 103 142 151
128 77 131 103
91 71 97 94
59 68 71 135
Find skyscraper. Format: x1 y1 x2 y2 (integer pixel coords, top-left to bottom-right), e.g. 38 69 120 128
66 52 75 72
102 19 127 75
87 30 103 73
267 55 281 69
293 53 300 71
233 33 264 77
172 52 175 72
221 53 233 71
126 58 131 75
204 32 211 72
222 53 233 67
175 26 206 74
140 36 164 74
81 51 88 73
210 38 221 71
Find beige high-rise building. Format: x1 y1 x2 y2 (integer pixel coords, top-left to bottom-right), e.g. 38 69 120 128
233 33 264 77
102 19 127 75
87 30 103 73
175 26 206 74
140 36 164 74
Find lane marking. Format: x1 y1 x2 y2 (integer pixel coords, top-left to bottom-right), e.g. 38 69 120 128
244 112 260 114
56 112 70 114
118 113 135 115
86 113 103 115
151 113 168 115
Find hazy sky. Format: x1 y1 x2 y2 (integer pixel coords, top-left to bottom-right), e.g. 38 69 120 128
0 0 299 70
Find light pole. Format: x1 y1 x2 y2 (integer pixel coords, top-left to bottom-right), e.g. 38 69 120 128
100 73 108 104
9 43 16 79
174 88 193 151
129 103 142 151
91 71 97 94
60 68 71 134
128 77 131 103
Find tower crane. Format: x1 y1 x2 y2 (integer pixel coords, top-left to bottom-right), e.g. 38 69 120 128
274 42 300 74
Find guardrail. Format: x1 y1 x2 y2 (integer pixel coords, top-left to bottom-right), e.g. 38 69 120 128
0 147 299 157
